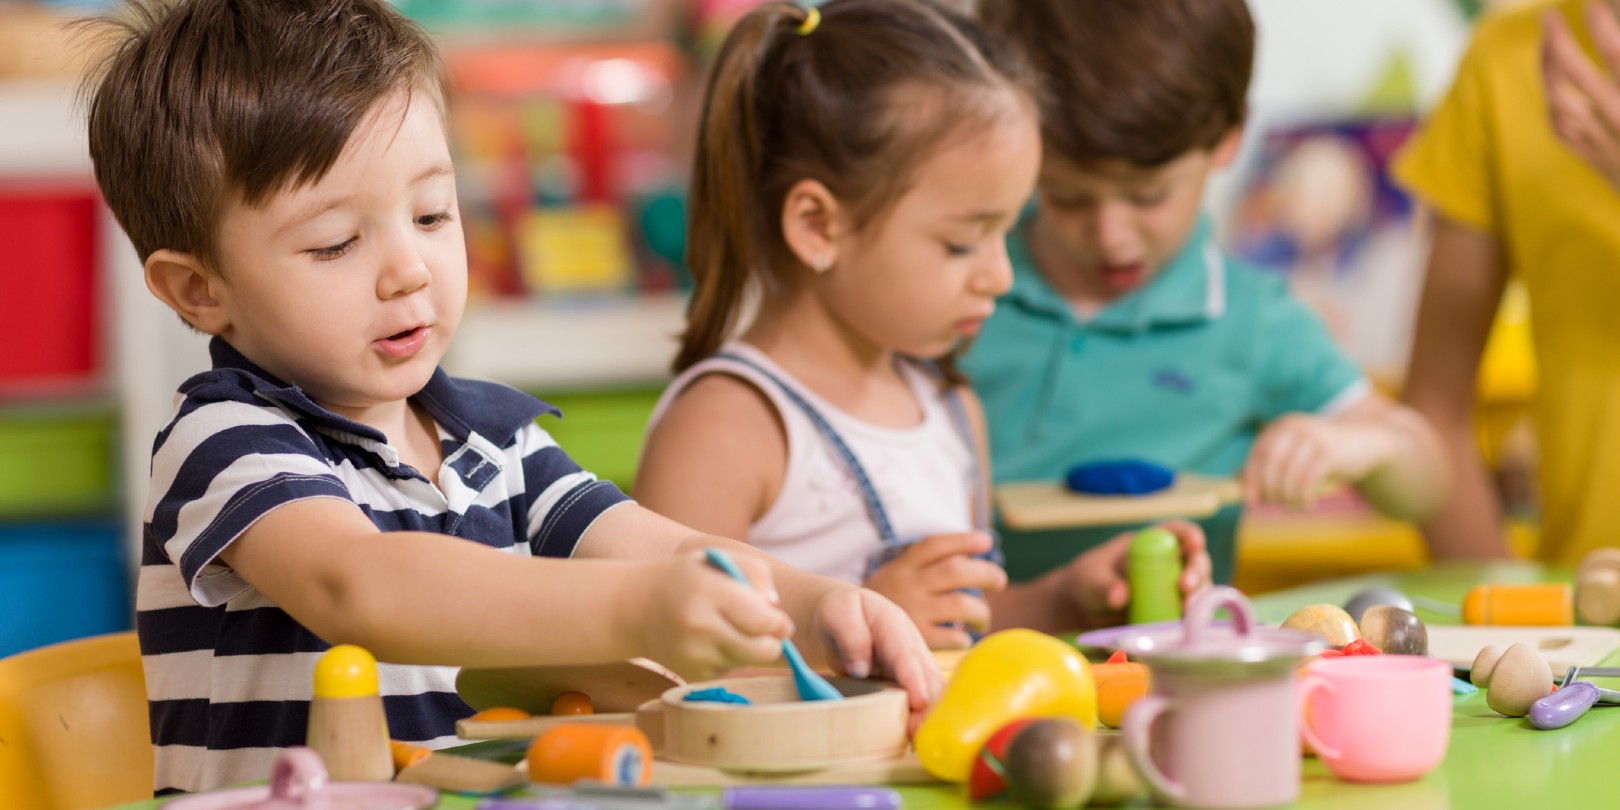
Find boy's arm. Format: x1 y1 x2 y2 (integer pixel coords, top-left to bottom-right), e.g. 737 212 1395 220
1401 215 1513 558
220 498 792 677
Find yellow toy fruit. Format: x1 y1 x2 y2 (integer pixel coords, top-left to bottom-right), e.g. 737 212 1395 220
914 629 1097 782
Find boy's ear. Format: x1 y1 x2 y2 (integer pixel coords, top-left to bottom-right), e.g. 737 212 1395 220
145 250 230 335
1212 125 1245 169
780 178 844 274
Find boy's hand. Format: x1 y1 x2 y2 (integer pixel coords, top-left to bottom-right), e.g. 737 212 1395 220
1063 520 1210 628
1244 414 1385 508
630 550 795 681
860 532 1008 650
812 585 943 734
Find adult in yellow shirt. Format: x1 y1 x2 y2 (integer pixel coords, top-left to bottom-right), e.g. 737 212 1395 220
1396 0 1620 564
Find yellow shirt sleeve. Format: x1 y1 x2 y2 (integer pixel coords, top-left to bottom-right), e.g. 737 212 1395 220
1392 20 1502 235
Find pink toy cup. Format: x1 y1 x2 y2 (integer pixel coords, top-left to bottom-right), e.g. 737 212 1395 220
1299 655 1452 783
1118 587 1323 808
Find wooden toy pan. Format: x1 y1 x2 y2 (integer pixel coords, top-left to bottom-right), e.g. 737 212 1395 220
996 473 1244 530
456 658 682 714
652 676 909 774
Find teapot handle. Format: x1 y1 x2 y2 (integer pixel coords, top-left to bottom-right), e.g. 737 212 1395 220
1182 585 1254 645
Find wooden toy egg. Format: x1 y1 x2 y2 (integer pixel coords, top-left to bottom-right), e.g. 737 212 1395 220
1281 603 1360 647
1484 643 1554 717
1358 605 1428 656
1343 586 1414 624
1003 717 1097 810
1088 733 1145 807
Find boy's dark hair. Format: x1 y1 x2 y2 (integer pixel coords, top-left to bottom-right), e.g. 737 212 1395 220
677 0 1035 376
980 0 1254 168
80 0 448 269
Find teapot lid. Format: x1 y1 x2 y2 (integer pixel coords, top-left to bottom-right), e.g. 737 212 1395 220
165 748 439 810
1116 586 1323 677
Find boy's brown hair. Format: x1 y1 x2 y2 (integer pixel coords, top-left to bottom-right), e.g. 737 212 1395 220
979 0 1254 168
677 0 1035 376
80 0 448 270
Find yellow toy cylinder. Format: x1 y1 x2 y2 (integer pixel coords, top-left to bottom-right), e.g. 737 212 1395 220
1461 583 1572 626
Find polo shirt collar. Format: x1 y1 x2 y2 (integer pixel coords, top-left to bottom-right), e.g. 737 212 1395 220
207 337 556 448
1005 214 1228 333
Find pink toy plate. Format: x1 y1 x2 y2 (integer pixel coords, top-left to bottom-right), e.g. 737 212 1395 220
165 748 438 810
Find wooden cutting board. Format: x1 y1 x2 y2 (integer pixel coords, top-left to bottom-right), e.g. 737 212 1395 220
1430 625 1620 672
996 474 1244 530
456 658 682 714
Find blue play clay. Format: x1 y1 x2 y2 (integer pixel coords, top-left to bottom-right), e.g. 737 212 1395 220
683 686 752 705
1064 459 1175 496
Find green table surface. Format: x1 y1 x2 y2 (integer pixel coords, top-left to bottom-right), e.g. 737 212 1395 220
122 562 1615 808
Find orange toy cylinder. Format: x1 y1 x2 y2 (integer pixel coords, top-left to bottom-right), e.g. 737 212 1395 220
528 723 652 787
1461 583 1573 626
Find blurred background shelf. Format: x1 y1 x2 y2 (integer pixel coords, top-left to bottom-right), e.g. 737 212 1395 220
446 294 685 390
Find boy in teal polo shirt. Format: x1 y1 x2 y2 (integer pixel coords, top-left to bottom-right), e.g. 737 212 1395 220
969 0 1449 585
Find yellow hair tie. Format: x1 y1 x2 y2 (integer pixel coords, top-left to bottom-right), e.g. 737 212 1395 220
797 7 821 36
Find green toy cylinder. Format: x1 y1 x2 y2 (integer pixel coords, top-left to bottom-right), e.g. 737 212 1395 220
1127 527 1183 624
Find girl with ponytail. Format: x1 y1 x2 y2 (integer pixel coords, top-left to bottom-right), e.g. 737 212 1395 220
637 0 1210 647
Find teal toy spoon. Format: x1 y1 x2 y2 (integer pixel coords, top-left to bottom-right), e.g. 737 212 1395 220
703 548 842 702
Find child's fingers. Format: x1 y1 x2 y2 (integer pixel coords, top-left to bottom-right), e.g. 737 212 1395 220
920 554 1007 594
1107 579 1130 611
726 552 781 605
1274 437 1324 507
1258 429 1304 504
817 593 874 680
904 532 995 567
1181 547 1213 593
715 582 794 641
920 623 976 650
1158 519 1206 551
929 591 993 632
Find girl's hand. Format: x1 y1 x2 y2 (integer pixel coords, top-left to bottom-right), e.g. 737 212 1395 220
812 585 943 735
1063 520 1210 627
629 550 794 681
861 532 1008 649
1243 413 1385 508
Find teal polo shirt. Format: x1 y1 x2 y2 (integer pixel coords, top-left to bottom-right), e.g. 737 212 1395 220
963 216 1366 585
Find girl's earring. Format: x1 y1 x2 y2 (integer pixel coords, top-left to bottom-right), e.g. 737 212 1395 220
814 256 833 273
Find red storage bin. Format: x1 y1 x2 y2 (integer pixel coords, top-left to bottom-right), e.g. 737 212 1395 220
0 183 100 392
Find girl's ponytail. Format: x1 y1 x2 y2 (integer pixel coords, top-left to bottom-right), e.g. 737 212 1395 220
675 4 807 373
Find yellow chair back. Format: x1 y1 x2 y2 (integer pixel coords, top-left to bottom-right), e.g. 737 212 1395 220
0 632 152 810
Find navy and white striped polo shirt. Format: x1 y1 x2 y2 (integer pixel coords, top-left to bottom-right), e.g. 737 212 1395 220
137 338 629 794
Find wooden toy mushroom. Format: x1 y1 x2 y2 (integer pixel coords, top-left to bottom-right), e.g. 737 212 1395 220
1472 643 1554 717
